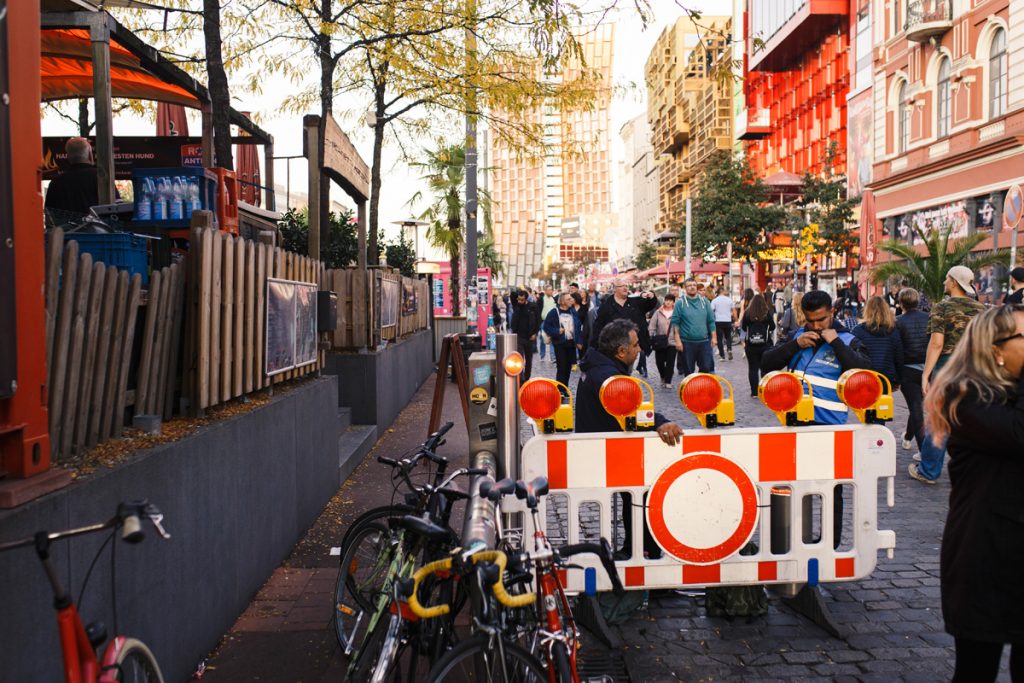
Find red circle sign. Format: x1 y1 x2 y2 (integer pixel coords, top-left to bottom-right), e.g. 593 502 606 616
646 453 759 565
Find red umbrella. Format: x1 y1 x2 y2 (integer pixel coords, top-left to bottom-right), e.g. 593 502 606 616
156 102 189 137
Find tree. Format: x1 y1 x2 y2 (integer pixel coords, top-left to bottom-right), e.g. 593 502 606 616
382 233 417 276
800 141 859 261
870 224 1009 302
635 240 658 270
477 229 505 278
202 0 233 169
689 150 785 262
277 206 359 269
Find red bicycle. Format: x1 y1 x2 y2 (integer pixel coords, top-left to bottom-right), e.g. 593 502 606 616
0 500 171 682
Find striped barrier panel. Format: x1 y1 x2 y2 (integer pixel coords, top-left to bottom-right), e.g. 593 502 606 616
502 424 896 593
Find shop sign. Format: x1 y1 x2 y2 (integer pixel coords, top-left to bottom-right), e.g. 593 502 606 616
885 201 968 244
42 136 204 180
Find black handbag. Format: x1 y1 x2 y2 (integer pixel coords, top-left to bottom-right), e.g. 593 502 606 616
651 334 669 350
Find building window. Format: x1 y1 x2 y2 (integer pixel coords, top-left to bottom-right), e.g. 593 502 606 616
990 28 1007 119
898 81 910 154
937 58 951 137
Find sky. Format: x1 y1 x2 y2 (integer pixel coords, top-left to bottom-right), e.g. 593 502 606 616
42 0 731 253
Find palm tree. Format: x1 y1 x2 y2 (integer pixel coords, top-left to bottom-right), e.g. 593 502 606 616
409 142 492 316
870 224 1009 302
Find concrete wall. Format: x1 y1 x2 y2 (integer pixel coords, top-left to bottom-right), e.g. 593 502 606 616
0 376 339 683
325 329 434 429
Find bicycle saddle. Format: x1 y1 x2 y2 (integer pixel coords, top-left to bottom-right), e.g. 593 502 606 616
389 514 453 542
514 477 549 509
479 478 516 503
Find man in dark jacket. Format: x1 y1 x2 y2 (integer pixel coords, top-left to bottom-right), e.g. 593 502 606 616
576 320 683 558
44 137 118 216
1005 266 1024 305
896 288 929 453
761 290 872 549
510 290 540 381
591 278 658 365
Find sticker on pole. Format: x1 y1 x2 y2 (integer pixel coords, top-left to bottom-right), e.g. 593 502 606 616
646 453 759 565
1005 184 1023 229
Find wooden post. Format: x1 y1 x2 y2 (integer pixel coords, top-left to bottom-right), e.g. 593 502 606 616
304 115 321 260
201 104 215 168
264 142 276 211
89 15 115 205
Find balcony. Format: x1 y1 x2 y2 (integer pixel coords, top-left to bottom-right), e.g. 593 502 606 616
737 109 772 141
904 0 952 43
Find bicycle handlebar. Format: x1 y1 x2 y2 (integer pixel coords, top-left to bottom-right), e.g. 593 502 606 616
0 500 171 554
471 551 536 608
557 539 625 596
425 421 454 451
405 549 536 620
407 557 454 619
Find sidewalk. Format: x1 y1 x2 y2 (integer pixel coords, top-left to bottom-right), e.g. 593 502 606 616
200 371 468 682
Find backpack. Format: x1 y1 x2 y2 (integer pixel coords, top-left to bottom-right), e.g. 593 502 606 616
746 320 770 346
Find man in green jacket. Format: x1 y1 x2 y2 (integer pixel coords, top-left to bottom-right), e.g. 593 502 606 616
671 278 717 376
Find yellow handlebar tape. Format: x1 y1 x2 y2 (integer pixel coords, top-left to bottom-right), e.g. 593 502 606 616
471 550 536 608
407 557 453 619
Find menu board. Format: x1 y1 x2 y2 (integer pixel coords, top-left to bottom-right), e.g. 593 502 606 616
266 278 318 376
381 278 400 328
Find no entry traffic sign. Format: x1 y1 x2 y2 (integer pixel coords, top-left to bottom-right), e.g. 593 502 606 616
1004 184 1023 229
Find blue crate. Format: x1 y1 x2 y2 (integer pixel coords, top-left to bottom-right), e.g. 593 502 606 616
64 232 150 285
131 167 217 230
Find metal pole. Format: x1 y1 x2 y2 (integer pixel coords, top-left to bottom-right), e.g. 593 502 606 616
1011 223 1020 275
464 0 478 333
495 333 520 481
684 197 692 280
462 450 499 552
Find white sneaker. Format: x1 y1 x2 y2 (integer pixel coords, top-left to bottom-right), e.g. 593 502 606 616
902 437 912 450
664 383 672 389
912 453 921 462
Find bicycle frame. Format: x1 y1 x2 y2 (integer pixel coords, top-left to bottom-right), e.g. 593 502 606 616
527 508 580 683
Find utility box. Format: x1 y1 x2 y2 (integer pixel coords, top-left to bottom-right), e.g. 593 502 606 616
317 290 337 332
466 351 498 466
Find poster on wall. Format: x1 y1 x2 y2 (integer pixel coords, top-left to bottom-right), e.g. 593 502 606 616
402 281 419 316
974 194 999 232
381 278 400 328
891 202 969 244
847 92 873 199
266 278 318 376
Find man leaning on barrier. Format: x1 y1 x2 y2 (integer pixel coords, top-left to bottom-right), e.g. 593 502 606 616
759 290 873 548
575 319 683 560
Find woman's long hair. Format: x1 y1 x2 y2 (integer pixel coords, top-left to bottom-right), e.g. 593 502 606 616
744 293 770 323
742 288 754 305
861 296 895 334
791 293 806 327
925 305 1019 443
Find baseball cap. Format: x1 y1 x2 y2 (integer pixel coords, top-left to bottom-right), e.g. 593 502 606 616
1010 266 1024 283
946 265 976 296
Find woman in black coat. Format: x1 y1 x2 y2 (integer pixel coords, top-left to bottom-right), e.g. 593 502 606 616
925 304 1024 682
851 296 904 391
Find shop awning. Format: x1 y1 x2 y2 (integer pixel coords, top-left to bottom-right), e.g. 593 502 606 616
637 259 729 278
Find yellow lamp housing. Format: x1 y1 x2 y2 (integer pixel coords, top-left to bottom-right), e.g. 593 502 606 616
519 378 574 434
678 373 735 428
758 371 815 426
599 375 645 431
633 377 657 429
836 369 893 424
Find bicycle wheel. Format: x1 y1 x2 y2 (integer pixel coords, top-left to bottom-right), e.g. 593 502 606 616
340 504 413 553
426 634 547 682
335 521 393 654
109 638 165 683
550 641 573 683
349 612 400 682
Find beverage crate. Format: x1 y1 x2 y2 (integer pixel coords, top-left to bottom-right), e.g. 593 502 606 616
64 232 150 285
131 167 217 230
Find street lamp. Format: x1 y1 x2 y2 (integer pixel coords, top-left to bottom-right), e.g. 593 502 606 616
391 219 428 263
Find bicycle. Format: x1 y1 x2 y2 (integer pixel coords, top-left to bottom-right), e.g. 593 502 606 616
0 501 172 683
334 421 457 654
344 461 487 682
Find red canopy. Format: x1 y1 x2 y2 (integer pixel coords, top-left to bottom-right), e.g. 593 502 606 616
637 259 729 278
41 29 199 107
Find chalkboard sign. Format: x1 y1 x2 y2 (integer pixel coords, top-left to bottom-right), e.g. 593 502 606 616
266 278 318 376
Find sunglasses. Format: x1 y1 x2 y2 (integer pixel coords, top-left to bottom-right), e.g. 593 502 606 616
995 332 1023 345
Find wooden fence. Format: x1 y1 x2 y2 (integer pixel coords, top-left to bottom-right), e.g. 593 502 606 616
183 226 326 413
324 267 430 350
45 229 143 461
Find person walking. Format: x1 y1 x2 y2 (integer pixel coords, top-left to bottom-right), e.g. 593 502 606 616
776 292 804 343
536 285 557 362
671 278 717 376
924 304 1024 682
649 294 681 388
851 296 904 392
570 291 591 360
509 289 540 381
543 293 582 387
1005 266 1024 305
896 288 929 454
711 288 735 361
740 294 775 396
910 266 987 484
592 278 658 374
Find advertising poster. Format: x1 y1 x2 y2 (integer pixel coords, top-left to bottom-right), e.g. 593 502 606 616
266 278 318 376
847 92 873 199
294 283 318 367
402 281 419 316
381 278 400 328
42 136 204 180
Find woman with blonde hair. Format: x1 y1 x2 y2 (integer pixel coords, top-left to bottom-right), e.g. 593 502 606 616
776 292 805 342
851 296 904 390
925 304 1024 682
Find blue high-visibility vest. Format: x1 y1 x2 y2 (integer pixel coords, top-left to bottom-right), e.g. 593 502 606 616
787 327 855 425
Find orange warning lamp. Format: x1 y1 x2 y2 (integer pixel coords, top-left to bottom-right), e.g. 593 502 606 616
599 375 646 431
678 373 735 428
837 369 893 424
758 371 815 426
519 378 573 433
502 352 525 376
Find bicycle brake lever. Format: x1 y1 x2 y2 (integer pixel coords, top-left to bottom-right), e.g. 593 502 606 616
147 513 172 540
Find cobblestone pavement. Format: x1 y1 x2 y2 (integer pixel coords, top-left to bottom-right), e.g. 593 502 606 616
524 342 1014 682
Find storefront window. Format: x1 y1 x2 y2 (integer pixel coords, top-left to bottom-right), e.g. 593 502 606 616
937 58 951 138
898 81 909 154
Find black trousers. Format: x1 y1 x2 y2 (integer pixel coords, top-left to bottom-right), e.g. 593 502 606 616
715 322 733 357
901 367 925 449
654 347 677 384
553 344 575 387
953 638 1023 682
516 337 535 382
744 343 767 395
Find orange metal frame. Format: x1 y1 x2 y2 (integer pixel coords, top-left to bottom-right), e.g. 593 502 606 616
1 0 52 477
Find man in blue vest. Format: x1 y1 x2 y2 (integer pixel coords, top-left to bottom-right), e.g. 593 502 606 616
760 290 873 546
